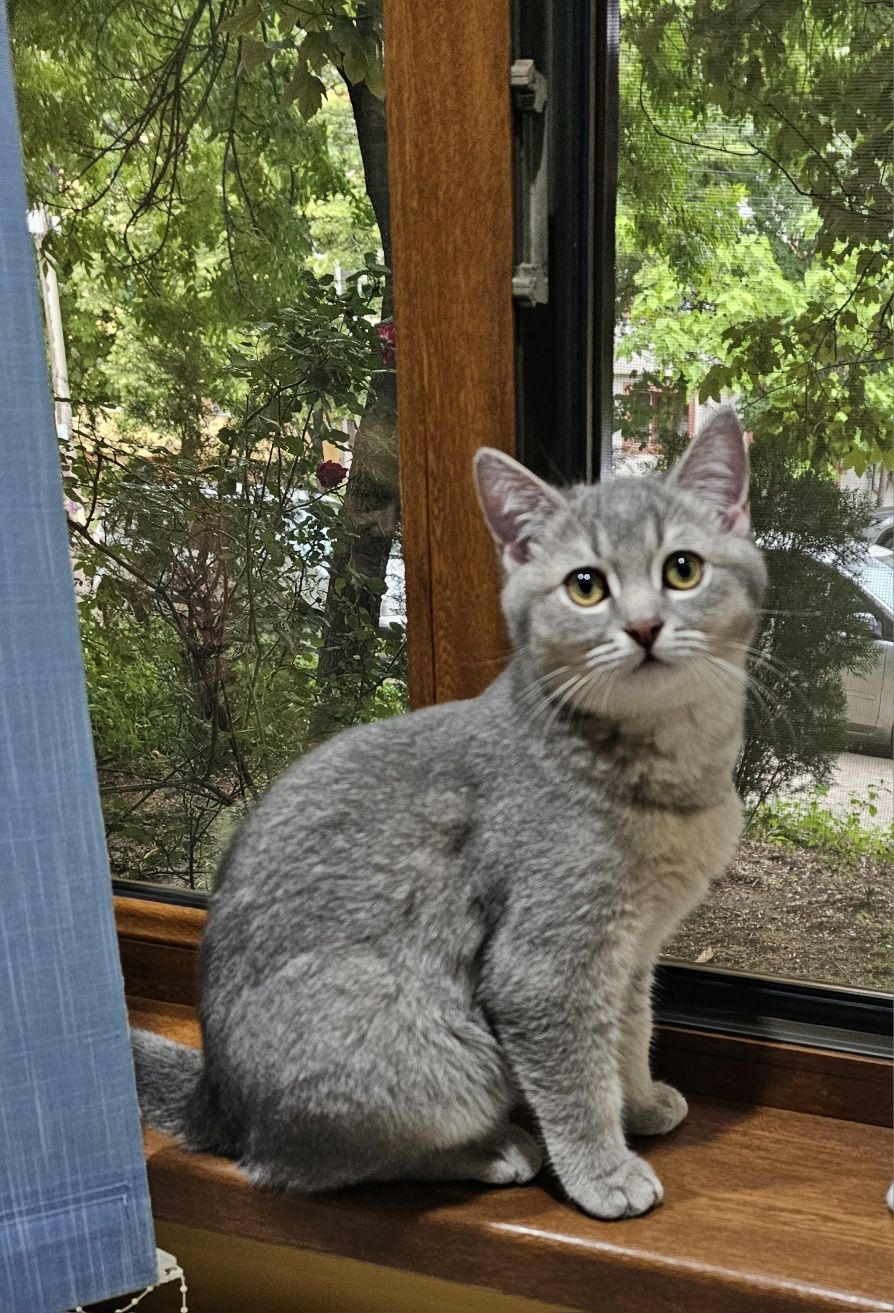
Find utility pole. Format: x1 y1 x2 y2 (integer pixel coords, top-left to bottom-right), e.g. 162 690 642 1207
27 205 72 441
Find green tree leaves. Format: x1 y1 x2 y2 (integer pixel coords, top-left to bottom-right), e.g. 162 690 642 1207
224 0 385 116
617 0 893 472
283 61 327 117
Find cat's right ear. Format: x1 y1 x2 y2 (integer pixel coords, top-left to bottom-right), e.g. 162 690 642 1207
667 408 750 536
473 448 566 570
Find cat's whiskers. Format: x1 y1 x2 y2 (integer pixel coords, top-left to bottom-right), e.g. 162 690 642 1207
674 633 785 729
698 636 807 732
515 664 592 732
690 653 741 710
722 641 810 709
514 665 572 714
671 627 710 649
678 633 786 689
518 643 631 730
583 641 622 670
548 656 627 734
656 627 717 666
582 651 624 672
541 669 595 738
586 664 623 716
700 652 796 739
724 639 793 673
759 607 822 618
562 663 624 730
585 651 627 673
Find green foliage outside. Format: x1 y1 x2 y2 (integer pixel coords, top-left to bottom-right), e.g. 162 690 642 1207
10 0 893 885
617 0 891 472
66 282 405 884
748 787 894 873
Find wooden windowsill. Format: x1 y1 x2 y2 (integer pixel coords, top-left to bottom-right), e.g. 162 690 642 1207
128 993 892 1313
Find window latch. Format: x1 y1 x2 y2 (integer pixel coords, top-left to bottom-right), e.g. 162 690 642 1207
511 58 549 306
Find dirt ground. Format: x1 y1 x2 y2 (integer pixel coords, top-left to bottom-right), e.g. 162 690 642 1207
667 838 893 991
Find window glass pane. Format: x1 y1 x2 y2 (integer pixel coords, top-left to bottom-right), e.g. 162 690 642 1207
13 5 405 892
614 0 892 988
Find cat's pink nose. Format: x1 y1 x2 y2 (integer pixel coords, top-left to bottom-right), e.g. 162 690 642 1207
625 620 663 651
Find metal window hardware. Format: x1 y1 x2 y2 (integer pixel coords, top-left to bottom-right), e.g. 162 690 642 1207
511 59 549 306
511 58 547 112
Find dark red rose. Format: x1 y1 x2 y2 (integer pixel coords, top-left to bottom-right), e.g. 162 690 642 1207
316 459 347 490
377 321 396 367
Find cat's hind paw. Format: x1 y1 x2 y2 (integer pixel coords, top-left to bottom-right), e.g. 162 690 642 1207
574 1154 664 1220
625 1081 688 1137
477 1126 544 1185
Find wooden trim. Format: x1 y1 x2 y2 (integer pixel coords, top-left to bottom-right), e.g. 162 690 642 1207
653 1025 892 1129
117 898 892 1128
116 896 202 1009
119 938 198 1008
128 996 200 1048
385 0 516 708
115 896 205 948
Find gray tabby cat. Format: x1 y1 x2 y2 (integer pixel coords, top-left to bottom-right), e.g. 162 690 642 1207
133 408 765 1220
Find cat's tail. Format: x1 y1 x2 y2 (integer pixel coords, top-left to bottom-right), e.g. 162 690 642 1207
130 1028 203 1140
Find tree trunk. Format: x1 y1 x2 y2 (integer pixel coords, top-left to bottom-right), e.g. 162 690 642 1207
310 71 401 738
346 77 392 269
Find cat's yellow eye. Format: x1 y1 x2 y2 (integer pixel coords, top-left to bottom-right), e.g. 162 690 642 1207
565 569 609 607
663 552 704 591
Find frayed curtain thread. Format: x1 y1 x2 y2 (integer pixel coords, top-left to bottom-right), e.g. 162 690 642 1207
71 1249 188 1313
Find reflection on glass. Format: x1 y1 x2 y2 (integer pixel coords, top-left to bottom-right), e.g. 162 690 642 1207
613 0 893 988
13 4 405 890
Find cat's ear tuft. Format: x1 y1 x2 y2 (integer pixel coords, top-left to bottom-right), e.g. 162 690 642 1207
668 407 750 536
473 448 566 569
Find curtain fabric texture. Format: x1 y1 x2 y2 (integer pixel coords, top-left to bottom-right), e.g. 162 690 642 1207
0 6 157 1309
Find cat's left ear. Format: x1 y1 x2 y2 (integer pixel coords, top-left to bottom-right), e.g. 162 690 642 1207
474 448 567 569
668 407 750 536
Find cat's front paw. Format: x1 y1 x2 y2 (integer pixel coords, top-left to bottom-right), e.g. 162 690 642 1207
625 1081 688 1136
574 1154 664 1220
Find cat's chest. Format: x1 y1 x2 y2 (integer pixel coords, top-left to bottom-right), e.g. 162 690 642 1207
618 792 743 960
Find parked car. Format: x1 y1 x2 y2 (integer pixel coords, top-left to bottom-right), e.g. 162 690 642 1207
862 505 893 551
759 534 892 755
379 546 407 632
839 546 893 754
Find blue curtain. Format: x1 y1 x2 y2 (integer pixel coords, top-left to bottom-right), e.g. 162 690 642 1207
0 5 157 1309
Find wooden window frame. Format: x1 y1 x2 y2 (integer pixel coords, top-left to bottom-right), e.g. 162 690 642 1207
388 0 516 707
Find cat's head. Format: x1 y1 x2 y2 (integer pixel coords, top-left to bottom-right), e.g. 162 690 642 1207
474 409 767 722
